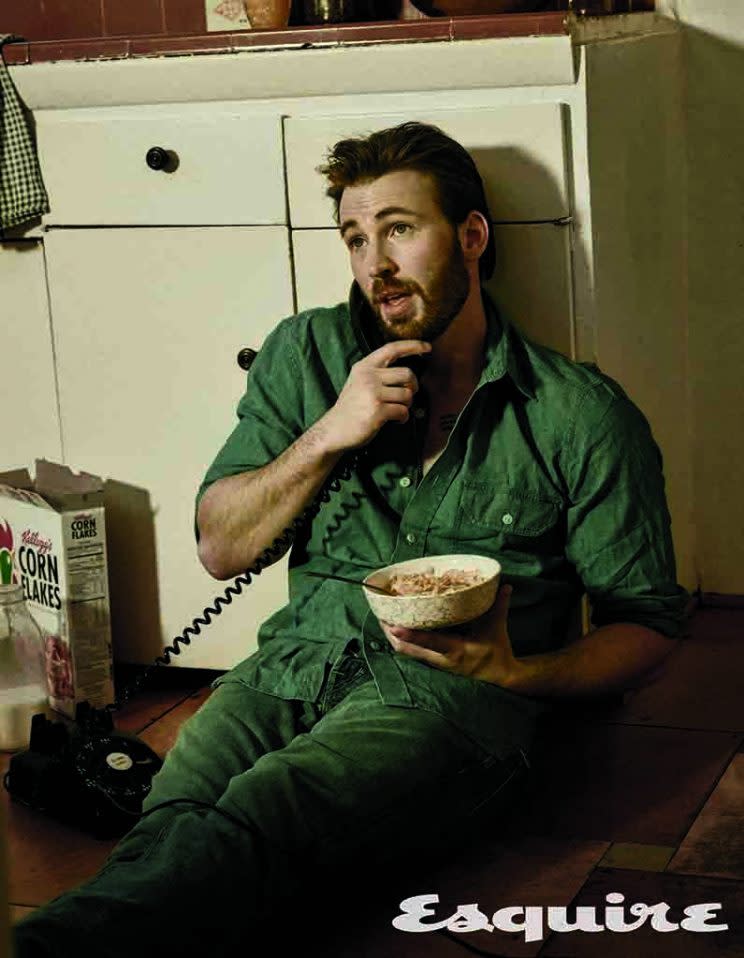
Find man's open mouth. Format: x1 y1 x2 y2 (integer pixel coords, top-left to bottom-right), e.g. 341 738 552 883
379 292 410 304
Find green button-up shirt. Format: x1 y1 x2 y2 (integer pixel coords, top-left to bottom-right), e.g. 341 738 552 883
197 283 688 758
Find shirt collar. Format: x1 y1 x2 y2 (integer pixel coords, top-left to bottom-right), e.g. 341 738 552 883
479 287 536 399
347 281 535 400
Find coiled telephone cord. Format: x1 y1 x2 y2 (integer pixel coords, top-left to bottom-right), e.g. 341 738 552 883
104 447 368 716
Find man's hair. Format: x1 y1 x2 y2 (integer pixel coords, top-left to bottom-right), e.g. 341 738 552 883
316 121 496 281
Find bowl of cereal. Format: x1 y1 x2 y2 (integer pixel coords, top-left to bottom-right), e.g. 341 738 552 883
363 554 501 631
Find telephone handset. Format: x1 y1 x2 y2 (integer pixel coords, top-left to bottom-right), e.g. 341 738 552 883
4 337 429 836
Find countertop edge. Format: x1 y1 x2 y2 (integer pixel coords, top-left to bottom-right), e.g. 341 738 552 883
9 32 578 110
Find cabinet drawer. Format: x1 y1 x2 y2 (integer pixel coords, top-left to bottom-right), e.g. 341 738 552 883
293 221 573 358
37 106 286 226
285 104 570 228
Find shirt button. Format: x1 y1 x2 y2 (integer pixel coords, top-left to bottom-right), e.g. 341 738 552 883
405 532 416 544
369 640 382 652
413 408 425 420
399 476 412 488
501 513 514 526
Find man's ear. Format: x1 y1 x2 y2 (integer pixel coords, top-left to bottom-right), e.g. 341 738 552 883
459 210 490 264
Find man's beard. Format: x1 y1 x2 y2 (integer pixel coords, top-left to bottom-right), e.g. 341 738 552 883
369 240 470 345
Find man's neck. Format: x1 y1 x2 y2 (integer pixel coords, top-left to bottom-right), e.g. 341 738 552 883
425 286 487 390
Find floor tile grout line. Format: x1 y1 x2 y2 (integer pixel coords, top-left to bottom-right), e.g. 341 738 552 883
663 868 744 884
119 686 211 736
559 719 744 735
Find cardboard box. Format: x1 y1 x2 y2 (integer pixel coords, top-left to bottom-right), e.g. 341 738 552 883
0 460 114 719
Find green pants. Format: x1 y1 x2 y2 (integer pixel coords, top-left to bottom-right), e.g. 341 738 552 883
14 651 529 958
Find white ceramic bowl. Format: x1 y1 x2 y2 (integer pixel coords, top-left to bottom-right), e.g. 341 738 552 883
363 554 501 631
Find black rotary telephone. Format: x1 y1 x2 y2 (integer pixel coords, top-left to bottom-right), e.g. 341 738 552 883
4 336 431 838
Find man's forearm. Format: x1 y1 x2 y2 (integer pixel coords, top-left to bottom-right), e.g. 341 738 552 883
502 623 679 698
197 414 345 579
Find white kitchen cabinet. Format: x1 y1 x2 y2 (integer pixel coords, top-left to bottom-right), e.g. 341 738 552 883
0 241 62 469
293 221 573 358
44 226 294 669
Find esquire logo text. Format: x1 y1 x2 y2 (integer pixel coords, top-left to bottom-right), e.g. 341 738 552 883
393 893 728 943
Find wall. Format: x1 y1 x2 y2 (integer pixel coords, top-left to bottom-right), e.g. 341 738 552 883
656 1 744 593
582 29 695 592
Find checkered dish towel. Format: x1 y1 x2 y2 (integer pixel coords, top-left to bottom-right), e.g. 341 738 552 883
0 34 49 229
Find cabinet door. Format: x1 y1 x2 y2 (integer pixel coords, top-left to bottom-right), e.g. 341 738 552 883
293 222 574 358
45 227 294 670
0 241 62 469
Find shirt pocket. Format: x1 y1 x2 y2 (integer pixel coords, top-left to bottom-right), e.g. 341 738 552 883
454 483 564 557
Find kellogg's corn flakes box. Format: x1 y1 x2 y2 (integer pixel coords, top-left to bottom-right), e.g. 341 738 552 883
0 460 114 719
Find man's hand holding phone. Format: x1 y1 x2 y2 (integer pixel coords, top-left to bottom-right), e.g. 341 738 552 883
321 340 432 452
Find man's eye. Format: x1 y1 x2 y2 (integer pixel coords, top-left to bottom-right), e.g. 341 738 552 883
348 236 364 250
392 223 411 236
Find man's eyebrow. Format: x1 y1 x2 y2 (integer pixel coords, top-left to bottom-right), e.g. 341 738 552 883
339 206 421 237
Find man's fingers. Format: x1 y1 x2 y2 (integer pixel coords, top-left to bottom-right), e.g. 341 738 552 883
471 582 512 630
382 621 451 655
491 583 512 620
390 636 450 666
396 630 452 656
369 340 432 368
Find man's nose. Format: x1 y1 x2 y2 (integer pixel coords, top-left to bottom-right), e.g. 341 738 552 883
367 240 397 278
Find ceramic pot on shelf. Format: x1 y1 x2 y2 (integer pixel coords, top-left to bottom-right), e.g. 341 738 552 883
244 0 293 29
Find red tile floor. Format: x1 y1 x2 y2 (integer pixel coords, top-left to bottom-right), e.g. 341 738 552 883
5 605 744 956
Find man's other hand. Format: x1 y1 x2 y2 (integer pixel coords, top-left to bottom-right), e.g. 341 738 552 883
379 583 517 685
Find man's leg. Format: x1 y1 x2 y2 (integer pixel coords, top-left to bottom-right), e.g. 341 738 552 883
101 679 319 867
216 678 529 872
14 675 527 958
13 680 320 957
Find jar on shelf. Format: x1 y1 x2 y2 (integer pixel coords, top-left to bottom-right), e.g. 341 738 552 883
300 0 397 24
0 584 49 751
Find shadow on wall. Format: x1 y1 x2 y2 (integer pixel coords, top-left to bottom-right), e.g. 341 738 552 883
445 143 589 363
103 479 163 667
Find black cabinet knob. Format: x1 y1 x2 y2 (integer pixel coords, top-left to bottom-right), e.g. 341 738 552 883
237 348 258 371
145 147 178 172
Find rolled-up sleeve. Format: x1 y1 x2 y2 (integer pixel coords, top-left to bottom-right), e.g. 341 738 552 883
194 316 305 536
564 383 689 638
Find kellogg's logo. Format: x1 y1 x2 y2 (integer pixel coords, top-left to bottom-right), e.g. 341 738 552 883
21 529 52 554
0 519 17 585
